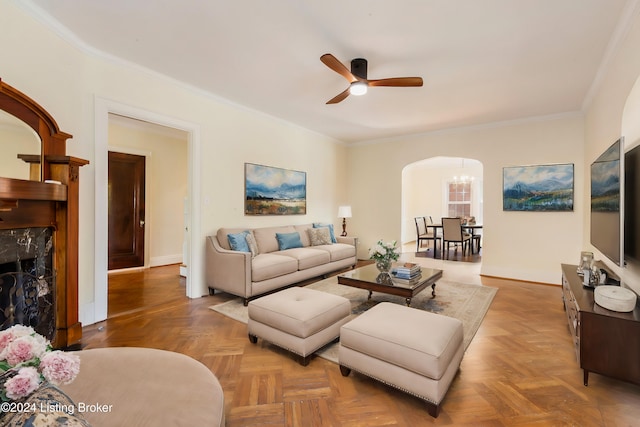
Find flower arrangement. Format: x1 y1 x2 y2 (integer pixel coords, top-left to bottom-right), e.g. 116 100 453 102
369 239 400 273
0 325 80 401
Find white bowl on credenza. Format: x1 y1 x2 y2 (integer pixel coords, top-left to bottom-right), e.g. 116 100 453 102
594 285 637 312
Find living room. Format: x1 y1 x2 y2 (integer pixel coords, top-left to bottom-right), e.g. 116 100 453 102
2 0 640 424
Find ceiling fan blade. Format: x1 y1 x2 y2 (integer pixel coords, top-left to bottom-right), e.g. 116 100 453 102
321 54 358 83
368 77 423 87
326 88 350 104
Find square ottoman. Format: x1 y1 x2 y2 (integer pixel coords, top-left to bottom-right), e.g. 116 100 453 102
339 302 464 417
248 286 351 365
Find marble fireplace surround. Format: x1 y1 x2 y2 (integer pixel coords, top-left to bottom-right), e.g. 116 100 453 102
0 227 56 340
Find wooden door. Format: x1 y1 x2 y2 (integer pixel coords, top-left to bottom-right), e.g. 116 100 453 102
108 152 145 270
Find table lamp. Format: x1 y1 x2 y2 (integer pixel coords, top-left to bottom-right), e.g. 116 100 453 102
338 205 352 236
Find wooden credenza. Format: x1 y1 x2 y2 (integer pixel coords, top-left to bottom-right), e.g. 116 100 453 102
561 264 640 386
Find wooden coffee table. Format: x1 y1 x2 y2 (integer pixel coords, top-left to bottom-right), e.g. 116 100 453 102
337 264 443 307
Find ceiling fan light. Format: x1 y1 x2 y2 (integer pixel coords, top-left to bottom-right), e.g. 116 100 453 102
349 81 368 96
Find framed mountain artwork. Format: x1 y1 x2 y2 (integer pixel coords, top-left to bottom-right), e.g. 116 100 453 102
503 163 574 211
244 163 306 215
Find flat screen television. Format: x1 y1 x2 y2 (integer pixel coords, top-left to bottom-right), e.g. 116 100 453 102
625 143 640 265
590 138 623 266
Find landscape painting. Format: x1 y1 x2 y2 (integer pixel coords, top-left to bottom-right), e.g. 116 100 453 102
245 163 306 215
503 163 574 211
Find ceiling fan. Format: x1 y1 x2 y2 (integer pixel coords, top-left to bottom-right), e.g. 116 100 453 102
320 53 423 104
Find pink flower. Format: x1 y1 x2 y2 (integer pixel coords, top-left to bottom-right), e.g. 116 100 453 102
4 366 41 400
0 325 36 355
0 330 15 354
39 351 80 385
3 334 49 367
6 325 36 338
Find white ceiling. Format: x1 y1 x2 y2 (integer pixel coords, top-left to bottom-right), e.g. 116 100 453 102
21 0 634 143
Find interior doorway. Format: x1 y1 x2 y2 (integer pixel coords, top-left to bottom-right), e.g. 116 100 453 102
93 98 202 325
108 151 146 270
106 114 188 317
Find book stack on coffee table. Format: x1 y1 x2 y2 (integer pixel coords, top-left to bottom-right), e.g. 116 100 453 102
391 263 422 285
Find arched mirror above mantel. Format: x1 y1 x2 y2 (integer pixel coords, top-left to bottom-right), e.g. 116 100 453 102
1 109 41 180
0 77 72 182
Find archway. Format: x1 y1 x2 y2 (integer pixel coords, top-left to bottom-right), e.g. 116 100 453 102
401 156 484 254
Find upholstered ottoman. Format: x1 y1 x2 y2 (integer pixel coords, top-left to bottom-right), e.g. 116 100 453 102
60 347 225 426
339 302 464 418
248 286 351 365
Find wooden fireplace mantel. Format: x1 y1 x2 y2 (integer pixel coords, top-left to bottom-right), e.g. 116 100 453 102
0 78 88 349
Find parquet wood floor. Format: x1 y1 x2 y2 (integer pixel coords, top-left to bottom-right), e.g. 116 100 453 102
85 263 640 426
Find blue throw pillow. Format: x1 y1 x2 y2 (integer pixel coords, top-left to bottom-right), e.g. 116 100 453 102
275 232 303 250
228 231 250 252
313 223 337 243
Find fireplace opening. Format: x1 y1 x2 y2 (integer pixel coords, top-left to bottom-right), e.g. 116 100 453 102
0 228 55 340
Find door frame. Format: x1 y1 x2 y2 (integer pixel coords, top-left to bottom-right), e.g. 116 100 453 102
93 97 202 324
108 147 152 270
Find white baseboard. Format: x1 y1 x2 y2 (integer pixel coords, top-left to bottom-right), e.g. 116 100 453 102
480 265 561 285
150 254 183 267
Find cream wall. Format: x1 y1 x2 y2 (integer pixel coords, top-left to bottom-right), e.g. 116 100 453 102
347 115 585 284
0 2 346 325
584 5 640 294
108 119 188 268
622 79 640 146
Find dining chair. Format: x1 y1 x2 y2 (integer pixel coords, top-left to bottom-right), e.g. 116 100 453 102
441 217 472 259
471 232 481 254
425 216 439 245
414 216 440 255
464 216 481 253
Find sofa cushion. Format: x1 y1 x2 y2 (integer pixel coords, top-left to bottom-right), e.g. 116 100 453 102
276 232 303 250
313 243 356 262
307 227 333 246
228 230 250 252
293 224 313 247
251 253 299 282
313 223 337 243
277 247 331 270
254 226 297 253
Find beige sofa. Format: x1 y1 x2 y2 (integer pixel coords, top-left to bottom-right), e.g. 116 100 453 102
206 224 357 304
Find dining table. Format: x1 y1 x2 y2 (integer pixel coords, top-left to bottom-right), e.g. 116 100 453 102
425 223 483 257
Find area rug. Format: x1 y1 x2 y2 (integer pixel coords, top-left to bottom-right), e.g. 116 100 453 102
209 276 497 364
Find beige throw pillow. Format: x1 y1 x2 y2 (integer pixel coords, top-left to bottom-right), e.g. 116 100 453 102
245 232 259 258
307 227 332 246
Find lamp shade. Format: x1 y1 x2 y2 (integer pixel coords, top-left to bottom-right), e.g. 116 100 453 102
338 205 352 218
